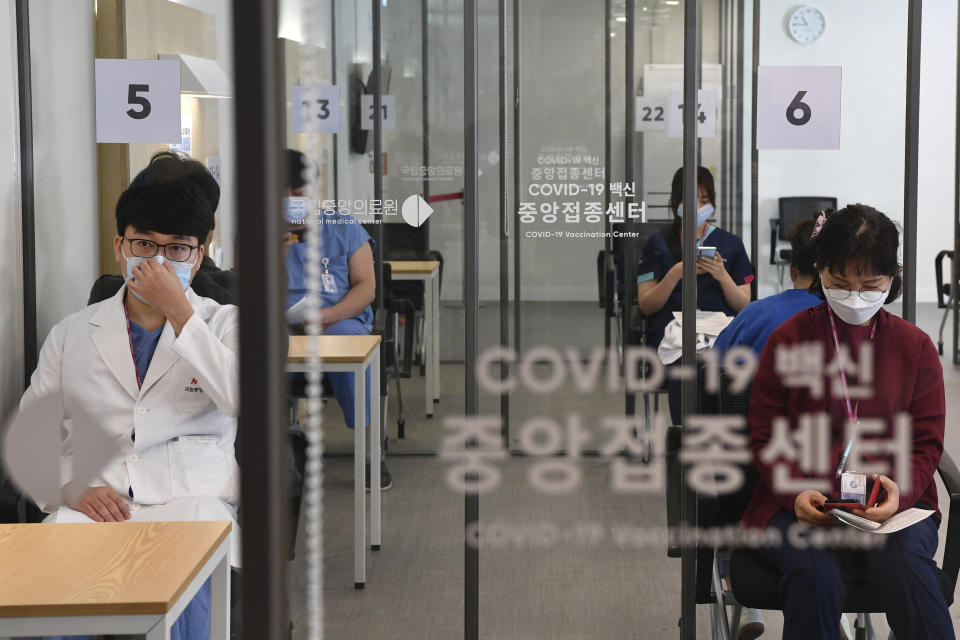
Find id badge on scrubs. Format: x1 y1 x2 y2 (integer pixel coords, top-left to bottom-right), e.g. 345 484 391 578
321 273 337 293
840 471 867 505
320 257 337 293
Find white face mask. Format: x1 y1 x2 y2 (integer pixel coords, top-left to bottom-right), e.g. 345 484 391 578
823 288 890 325
677 202 714 227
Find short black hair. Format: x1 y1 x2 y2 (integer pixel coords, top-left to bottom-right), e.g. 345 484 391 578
809 203 902 303
115 151 219 245
787 211 823 277
286 149 319 191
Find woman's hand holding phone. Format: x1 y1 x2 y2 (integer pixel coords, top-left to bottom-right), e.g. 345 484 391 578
851 474 899 523
795 490 835 526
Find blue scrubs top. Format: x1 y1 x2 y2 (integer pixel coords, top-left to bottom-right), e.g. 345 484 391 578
286 212 374 328
636 225 753 347
128 320 163 383
712 288 822 357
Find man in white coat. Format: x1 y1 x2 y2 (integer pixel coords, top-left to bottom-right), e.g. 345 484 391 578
29 152 238 640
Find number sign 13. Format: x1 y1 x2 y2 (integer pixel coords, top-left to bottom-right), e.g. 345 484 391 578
95 59 181 144
292 84 341 134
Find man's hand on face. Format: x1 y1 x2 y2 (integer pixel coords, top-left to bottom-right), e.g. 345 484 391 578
127 259 195 333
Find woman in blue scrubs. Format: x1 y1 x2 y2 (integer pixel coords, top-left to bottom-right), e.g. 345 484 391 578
713 211 823 357
636 165 753 346
635 166 753 423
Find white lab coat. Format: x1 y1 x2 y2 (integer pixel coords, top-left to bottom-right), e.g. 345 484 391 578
25 283 241 564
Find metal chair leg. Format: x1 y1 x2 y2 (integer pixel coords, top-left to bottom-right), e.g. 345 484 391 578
729 604 742 637
710 557 732 640
854 612 876 640
863 613 875 640
938 288 955 355
391 315 407 439
394 363 406 439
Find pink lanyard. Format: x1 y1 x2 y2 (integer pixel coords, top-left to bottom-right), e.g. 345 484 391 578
827 305 877 477
123 299 143 390
826 305 877 423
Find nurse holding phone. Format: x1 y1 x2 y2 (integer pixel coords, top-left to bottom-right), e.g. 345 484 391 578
635 166 753 351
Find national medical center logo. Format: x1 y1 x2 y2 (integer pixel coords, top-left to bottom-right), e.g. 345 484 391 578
401 194 434 228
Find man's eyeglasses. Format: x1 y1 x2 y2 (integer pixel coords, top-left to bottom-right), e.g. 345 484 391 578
123 237 198 263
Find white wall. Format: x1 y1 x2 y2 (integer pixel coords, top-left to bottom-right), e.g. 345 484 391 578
335 0 375 209
917 0 957 303
755 0 909 298
0 0 25 415
28 0 98 340
325 0 955 304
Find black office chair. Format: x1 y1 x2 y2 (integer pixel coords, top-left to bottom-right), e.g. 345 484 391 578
609 220 673 347
361 222 443 393
389 250 443 383
935 250 955 356
769 197 837 289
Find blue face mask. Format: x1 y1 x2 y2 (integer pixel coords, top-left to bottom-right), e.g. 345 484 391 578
676 202 715 227
284 197 313 223
123 250 195 304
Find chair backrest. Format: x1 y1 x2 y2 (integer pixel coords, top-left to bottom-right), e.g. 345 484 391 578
368 221 428 259
777 196 837 241
596 250 610 309
611 219 674 299
715 373 757 527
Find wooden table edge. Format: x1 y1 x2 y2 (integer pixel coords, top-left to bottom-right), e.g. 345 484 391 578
287 335 381 364
0 521 231 619
385 260 440 274
163 520 232 614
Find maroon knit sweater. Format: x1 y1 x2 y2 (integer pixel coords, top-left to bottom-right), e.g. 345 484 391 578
741 304 944 529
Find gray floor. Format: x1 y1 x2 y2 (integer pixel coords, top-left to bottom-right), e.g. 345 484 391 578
291 302 960 639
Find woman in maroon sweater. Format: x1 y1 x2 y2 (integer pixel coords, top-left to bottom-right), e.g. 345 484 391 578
743 205 953 639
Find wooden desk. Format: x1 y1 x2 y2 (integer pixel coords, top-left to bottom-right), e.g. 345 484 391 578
0 521 231 638
386 260 441 417
287 334 382 589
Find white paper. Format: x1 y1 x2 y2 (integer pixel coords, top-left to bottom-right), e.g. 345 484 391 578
49 507 96 523
95 59 181 143
832 507 934 535
291 84 340 134
756 66 842 150
360 94 397 130
635 95 667 132
666 88 717 138
286 297 311 325
671 310 733 337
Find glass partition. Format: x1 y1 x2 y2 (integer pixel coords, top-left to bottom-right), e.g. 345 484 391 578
6 0 945 638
